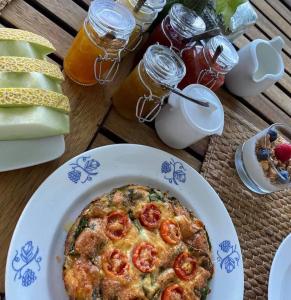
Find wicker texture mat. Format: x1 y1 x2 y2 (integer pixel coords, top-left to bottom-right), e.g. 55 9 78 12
0 0 11 12
201 109 291 300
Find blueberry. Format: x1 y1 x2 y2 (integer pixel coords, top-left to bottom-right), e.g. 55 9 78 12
268 128 277 142
257 148 270 161
277 170 289 184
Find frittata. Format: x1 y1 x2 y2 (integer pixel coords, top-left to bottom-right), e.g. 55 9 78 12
63 184 214 300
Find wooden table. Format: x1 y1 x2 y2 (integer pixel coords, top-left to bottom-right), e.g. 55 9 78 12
0 0 290 296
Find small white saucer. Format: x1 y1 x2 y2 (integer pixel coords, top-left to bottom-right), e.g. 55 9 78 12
268 234 291 300
0 135 65 172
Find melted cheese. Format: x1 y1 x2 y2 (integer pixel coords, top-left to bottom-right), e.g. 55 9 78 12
63 185 213 299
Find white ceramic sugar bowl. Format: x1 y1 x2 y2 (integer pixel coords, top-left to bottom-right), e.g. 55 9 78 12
155 84 224 149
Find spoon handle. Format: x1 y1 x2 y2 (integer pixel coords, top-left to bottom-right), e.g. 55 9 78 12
187 27 221 44
134 0 147 13
166 86 210 108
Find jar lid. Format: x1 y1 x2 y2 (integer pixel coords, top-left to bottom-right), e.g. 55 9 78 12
180 84 224 135
144 44 186 86
146 0 166 12
126 0 158 23
206 35 239 72
169 4 206 39
88 0 136 40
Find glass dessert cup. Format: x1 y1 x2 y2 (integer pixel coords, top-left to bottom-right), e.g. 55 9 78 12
235 123 291 194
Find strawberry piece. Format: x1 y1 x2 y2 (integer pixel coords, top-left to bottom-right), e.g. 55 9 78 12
274 143 291 162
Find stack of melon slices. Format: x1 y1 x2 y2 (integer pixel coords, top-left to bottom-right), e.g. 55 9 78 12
0 28 70 140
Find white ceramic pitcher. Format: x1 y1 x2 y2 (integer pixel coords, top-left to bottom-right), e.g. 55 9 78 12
225 36 285 97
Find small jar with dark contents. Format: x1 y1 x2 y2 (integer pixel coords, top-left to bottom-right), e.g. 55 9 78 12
179 35 239 91
146 4 206 54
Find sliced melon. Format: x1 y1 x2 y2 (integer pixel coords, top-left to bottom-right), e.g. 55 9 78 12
0 88 70 113
0 41 46 59
0 106 69 140
0 28 55 52
0 56 64 81
0 73 62 93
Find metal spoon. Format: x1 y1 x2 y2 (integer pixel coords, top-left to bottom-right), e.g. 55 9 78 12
166 86 210 108
186 27 221 44
134 0 147 13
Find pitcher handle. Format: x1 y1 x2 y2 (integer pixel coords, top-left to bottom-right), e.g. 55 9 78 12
270 36 284 52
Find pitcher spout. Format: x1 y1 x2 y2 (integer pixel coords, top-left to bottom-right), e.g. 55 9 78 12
270 36 284 52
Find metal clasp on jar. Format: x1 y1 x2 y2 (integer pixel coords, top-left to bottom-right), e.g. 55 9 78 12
161 15 194 56
196 67 220 90
94 44 124 85
195 47 221 89
135 62 165 122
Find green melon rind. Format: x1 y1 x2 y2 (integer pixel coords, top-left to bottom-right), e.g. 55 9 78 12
0 88 70 113
0 28 55 52
0 73 62 93
0 56 64 81
0 106 70 140
0 40 53 59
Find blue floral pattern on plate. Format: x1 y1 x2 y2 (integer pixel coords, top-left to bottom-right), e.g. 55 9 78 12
68 156 100 184
161 158 186 185
12 241 42 287
217 240 240 273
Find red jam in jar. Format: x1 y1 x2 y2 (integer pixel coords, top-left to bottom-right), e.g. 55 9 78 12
146 3 205 53
179 35 239 91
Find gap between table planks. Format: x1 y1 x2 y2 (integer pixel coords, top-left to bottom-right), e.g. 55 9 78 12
250 0 291 40
265 0 291 24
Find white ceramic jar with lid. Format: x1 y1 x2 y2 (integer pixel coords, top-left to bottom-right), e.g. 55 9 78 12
155 84 224 149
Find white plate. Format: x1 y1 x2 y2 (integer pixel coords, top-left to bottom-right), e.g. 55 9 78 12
268 234 291 300
5 144 244 300
0 135 65 172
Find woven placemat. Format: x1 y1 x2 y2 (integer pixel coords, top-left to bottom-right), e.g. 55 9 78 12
201 109 291 300
0 0 12 12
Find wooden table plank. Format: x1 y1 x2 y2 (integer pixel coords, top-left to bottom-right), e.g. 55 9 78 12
29 0 86 32
244 92 291 122
1 0 73 59
251 0 291 39
253 10 291 55
217 89 268 130
265 0 291 24
90 133 114 149
263 86 291 116
102 108 202 171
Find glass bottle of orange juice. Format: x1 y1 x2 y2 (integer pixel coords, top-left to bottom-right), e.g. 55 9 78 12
112 44 186 122
117 0 158 52
64 0 135 85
